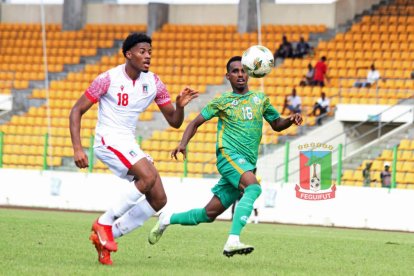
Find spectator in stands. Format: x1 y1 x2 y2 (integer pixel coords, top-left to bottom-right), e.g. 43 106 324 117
309 92 330 125
299 63 315 86
354 64 381 88
313 56 328 87
362 161 376 187
282 87 302 115
294 36 311 58
274 35 293 61
380 162 391 188
69 32 198 265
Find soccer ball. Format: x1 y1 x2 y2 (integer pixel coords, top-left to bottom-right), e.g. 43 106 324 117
241 45 274 78
310 177 320 192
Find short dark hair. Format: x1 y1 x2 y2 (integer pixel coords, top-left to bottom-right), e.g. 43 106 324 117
321 56 327 61
122 33 152 57
226 56 242 72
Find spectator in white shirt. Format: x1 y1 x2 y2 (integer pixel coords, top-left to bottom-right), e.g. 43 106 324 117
310 92 330 125
354 64 381 88
366 64 381 86
282 88 302 115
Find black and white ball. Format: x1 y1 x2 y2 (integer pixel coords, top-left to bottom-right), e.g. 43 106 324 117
310 177 320 192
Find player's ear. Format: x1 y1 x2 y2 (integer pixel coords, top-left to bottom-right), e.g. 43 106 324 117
225 73 230 80
125 50 132 60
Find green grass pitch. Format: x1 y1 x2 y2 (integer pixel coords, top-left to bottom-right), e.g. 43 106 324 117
1 208 413 275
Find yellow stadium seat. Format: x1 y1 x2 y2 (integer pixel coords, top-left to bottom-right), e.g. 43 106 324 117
399 140 413 150
379 150 393 161
401 162 414 173
396 173 405 185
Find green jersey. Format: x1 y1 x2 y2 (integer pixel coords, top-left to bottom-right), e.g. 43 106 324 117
201 90 280 165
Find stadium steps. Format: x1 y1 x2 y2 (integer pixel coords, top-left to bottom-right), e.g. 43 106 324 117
332 122 414 183
311 0 392 47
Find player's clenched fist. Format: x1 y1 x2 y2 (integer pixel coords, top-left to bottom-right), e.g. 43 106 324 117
74 149 89 168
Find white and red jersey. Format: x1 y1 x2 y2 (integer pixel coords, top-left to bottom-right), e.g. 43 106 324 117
85 64 171 139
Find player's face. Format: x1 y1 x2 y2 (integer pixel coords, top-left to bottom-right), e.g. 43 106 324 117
126 42 152 72
226 60 249 92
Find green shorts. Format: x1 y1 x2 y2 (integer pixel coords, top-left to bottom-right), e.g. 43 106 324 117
211 151 255 209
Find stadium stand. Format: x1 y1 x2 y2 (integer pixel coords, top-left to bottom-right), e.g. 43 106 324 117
0 23 145 169
341 138 414 189
0 0 412 185
0 22 323 176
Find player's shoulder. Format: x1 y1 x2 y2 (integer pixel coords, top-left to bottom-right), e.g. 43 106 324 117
101 64 123 81
250 90 266 96
212 91 233 101
141 70 160 83
249 90 268 101
107 64 124 75
94 69 111 85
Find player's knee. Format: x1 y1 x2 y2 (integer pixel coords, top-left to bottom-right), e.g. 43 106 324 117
205 209 219 222
137 173 157 193
246 184 262 198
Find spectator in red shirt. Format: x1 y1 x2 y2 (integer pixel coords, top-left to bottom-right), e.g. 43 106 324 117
313 56 328 87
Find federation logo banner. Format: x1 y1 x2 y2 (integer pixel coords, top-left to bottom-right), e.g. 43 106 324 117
295 143 336 200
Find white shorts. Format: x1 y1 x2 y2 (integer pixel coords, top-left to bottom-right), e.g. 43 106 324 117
94 133 152 182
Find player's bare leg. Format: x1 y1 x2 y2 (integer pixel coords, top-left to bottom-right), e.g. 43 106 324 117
111 161 166 238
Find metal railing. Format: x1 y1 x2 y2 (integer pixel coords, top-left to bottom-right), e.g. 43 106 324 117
274 101 413 183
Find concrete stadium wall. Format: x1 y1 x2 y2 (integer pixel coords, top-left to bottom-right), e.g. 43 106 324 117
261 3 336 27
0 0 381 28
1 168 413 232
168 4 237 25
86 4 147 24
335 0 381 27
0 4 63 23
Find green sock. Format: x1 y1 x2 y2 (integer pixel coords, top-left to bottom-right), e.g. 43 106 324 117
170 208 212 225
230 184 262 235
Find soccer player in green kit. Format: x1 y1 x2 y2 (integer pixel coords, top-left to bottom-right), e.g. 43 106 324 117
148 56 302 257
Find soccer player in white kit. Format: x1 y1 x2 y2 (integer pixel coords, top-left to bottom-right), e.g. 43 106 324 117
69 33 198 265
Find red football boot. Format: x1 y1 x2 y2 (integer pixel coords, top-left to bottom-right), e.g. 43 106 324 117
91 219 118 252
89 232 113 265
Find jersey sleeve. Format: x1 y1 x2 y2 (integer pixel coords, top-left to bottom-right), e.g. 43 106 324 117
263 96 280 123
200 97 220 120
84 72 110 103
153 74 171 107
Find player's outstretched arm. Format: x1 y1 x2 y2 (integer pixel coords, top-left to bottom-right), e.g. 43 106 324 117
159 87 198 129
270 113 303 132
69 94 94 169
171 114 206 160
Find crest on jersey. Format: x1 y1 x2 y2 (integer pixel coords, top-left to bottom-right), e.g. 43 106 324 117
253 96 261 104
120 85 124 92
142 84 148 94
231 99 239 106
